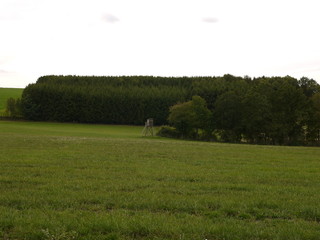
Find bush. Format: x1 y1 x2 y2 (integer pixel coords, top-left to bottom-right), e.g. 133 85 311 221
156 126 180 138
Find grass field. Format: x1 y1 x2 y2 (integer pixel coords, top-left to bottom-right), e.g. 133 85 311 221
1 121 320 240
0 88 23 113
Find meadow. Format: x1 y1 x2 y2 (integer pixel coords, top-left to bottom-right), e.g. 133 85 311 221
1 120 320 240
0 88 23 114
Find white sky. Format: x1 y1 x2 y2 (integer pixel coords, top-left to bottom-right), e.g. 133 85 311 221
0 0 320 88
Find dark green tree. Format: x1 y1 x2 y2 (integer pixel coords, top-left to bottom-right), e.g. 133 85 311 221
213 91 243 142
306 92 320 144
241 90 271 143
258 77 310 145
298 77 320 97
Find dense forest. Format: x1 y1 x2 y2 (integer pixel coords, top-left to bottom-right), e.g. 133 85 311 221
17 75 320 145
21 75 191 124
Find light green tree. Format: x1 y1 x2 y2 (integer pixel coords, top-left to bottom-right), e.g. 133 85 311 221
168 96 211 139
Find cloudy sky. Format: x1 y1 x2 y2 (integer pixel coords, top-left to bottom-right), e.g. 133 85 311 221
0 0 319 88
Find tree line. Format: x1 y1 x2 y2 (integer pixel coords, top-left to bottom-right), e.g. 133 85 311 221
20 75 190 125
161 75 320 145
9 74 320 145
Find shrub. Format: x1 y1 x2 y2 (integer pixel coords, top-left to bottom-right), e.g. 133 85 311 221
156 126 180 138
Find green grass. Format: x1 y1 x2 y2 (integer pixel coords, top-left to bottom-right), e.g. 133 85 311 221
0 88 23 113
1 121 320 240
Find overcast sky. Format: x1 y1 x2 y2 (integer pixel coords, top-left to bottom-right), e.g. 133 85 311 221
0 0 320 88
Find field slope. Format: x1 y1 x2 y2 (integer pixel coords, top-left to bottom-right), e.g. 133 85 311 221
1 121 320 240
0 88 23 113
